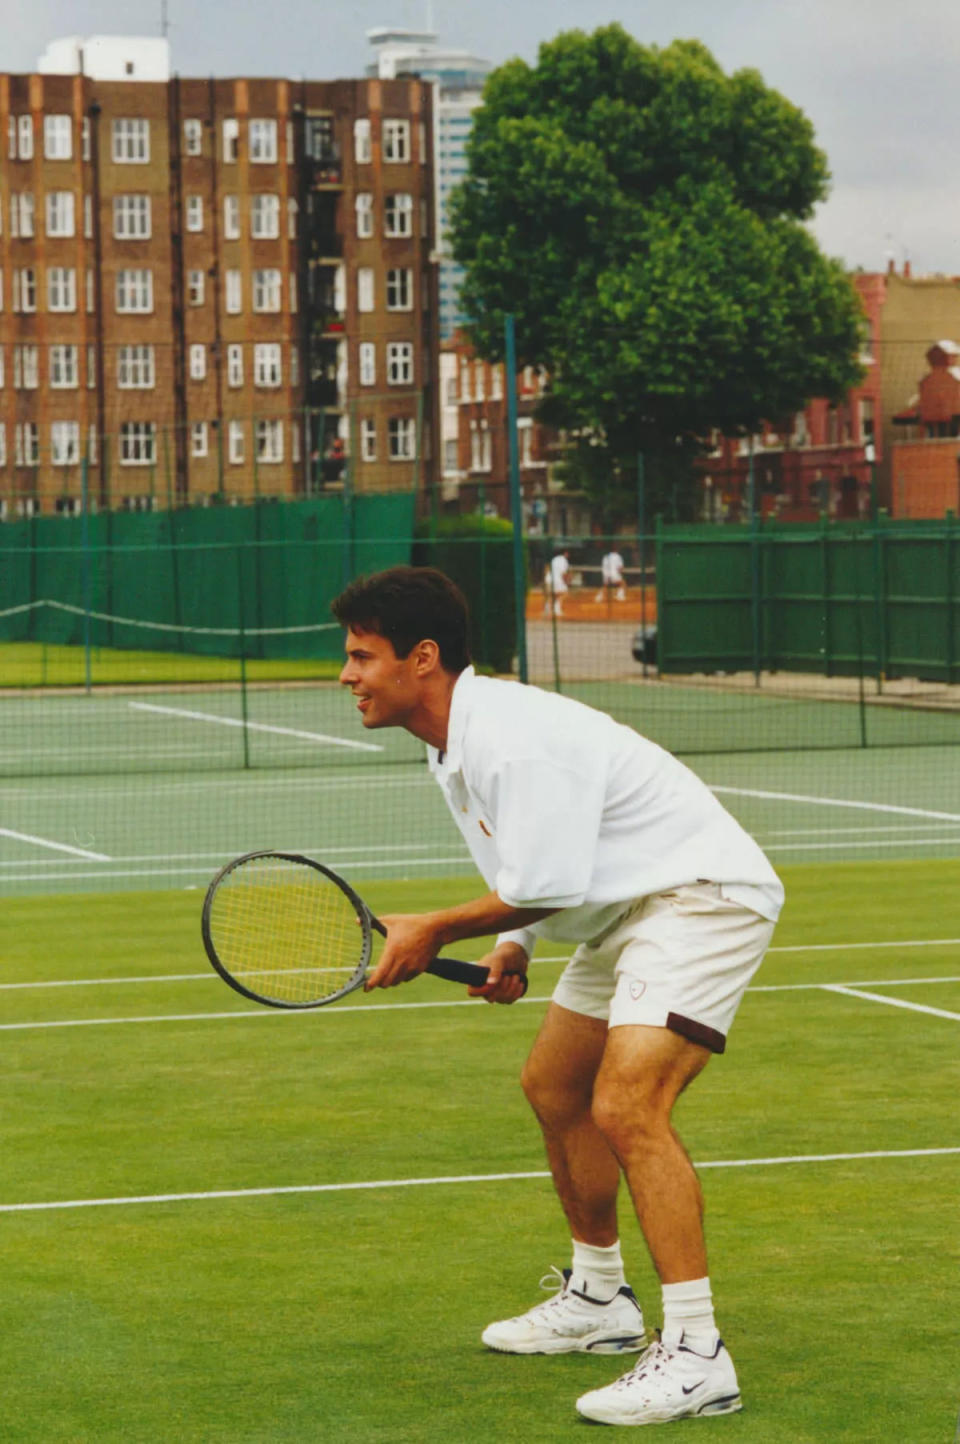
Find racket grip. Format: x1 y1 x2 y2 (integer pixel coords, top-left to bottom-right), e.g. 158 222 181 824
427 956 529 996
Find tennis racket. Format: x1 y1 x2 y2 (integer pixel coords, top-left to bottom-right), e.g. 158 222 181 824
201 850 526 1009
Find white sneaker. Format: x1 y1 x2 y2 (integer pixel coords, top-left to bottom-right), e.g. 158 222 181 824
481 1266 645 1356
576 1331 742 1425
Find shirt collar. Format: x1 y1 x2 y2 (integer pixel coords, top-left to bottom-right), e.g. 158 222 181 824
431 664 475 775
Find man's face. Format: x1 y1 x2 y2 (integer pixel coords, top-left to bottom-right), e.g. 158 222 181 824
339 626 424 730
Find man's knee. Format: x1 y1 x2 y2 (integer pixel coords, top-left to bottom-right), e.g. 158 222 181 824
521 1050 593 1125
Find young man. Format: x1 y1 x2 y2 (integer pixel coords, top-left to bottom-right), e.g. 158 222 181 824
332 566 783 1429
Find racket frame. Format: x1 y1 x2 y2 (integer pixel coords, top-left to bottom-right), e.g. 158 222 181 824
201 850 506 1009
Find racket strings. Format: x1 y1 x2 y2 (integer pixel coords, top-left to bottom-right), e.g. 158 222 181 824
209 857 367 1004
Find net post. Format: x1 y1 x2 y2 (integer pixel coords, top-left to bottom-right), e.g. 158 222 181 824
81 455 92 695
235 545 251 770
504 315 528 683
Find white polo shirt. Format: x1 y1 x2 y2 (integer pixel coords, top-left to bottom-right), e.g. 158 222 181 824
427 668 783 955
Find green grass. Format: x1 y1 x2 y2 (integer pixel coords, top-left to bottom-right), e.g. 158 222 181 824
0 640 342 688
3 861 960 1442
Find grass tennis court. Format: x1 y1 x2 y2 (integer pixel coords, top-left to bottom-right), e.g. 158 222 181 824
3 860 959 1442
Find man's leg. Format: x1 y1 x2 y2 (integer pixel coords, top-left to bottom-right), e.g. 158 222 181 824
520 1001 621 1244
480 1002 646 1355
591 1024 710 1282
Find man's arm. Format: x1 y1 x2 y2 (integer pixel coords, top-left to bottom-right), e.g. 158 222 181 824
366 891 557 993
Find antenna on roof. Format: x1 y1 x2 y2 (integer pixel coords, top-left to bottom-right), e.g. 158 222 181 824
161 0 170 39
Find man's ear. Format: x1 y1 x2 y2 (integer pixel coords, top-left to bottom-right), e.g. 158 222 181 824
413 639 441 675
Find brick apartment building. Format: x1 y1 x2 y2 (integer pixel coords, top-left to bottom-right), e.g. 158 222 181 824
0 36 438 517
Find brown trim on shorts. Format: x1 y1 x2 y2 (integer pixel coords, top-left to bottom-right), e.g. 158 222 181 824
667 1012 727 1055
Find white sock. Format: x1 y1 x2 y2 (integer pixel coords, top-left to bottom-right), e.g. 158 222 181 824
661 1277 718 1350
570 1239 625 1301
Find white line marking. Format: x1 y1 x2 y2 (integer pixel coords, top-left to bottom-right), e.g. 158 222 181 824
0 827 111 861
709 784 960 823
763 837 960 853
1 1147 957 1215
0 853 470 884
0 841 458 870
129 700 383 753
767 938 960 955
823 984 960 1022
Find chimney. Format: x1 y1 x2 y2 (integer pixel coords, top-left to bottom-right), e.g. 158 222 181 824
903 259 912 279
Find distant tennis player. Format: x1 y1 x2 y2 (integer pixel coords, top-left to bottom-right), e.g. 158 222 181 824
332 566 783 1429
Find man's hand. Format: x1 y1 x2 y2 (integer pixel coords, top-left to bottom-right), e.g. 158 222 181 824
467 941 529 1006
365 912 445 990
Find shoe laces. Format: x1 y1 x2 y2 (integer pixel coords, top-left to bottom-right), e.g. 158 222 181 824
611 1333 673 1391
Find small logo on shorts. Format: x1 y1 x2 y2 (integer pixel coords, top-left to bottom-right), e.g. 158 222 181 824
629 980 647 1001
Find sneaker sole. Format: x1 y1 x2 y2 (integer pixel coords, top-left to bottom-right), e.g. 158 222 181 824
576 1391 743 1425
482 1331 646 1357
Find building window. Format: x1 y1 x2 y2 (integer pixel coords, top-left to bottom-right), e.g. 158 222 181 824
227 344 244 387
45 191 75 237
222 118 239 162
387 342 413 385
0 424 5 467
13 268 36 313
117 345 156 389
287 198 298 238
491 365 504 400
225 269 242 313
15 422 40 466
359 342 376 386
48 267 77 312
119 421 157 465
474 360 485 401
112 118 150 163
11 192 35 237
228 420 244 463
383 120 410 163
189 344 206 380
86 269 94 313
388 417 415 460
87 345 96 388
44 115 73 160
51 421 81 466
252 268 281 312
14 345 39 389
357 268 374 312
84 194 93 237
444 438 458 472
190 421 208 457
187 269 205 305
81 117 91 161
249 119 278 163
356 192 373 238
255 418 283 463
354 118 371 164
183 118 203 155
115 269 153 313
361 418 376 461
113 194 150 239
185 195 203 231
50 345 79 388
251 194 279 239
11 115 34 160
254 343 282 387
224 195 240 239
459 359 471 402
386 268 413 311
384 193 413 237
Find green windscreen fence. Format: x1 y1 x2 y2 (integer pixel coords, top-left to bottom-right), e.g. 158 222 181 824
2 503 959 897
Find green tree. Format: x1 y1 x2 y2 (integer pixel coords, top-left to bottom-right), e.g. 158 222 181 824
450 25 866 519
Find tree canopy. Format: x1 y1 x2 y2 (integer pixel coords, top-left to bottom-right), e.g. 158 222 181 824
449 25 866 518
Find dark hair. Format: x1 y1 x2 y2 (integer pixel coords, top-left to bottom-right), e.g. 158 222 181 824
331 566 471 672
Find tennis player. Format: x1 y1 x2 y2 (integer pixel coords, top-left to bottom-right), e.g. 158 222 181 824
332 566 783 1429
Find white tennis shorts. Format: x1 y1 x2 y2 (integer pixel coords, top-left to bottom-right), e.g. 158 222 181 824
551 882 776 1054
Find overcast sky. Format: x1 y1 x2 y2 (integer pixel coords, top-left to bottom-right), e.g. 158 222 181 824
3 0 958 276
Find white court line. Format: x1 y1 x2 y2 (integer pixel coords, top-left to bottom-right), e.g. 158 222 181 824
5 971 960 1027
1 1146 957 1216
823 984 960 1023
0 853 470 884
128 701 383 753
763 836 960 852
0 826 111 861
0 841 460 870
709 784 960 823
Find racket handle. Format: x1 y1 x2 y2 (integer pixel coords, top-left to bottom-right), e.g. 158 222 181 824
427 956 529 996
